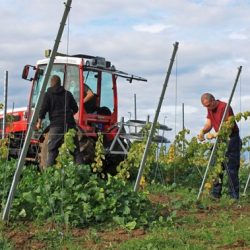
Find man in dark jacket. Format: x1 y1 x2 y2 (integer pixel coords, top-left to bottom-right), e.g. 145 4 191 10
36 75 83 167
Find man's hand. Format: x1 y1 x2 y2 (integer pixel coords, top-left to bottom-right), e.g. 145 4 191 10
197 130 205 142
206 132 218 140
35 119 42 130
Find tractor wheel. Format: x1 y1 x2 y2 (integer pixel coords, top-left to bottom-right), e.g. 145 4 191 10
103 136 127 175
38 132 49 171
77 131 96 164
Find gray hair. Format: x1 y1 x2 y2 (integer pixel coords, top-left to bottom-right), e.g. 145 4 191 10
201 93 215 102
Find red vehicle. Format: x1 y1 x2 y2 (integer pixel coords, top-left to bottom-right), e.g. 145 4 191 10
22 52 147 170
0 107 27 134
0 107 38 159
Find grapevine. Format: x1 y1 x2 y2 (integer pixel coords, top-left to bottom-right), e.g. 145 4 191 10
91 132 105 178
56 128 76 169
204 111 250 193
116 123 158 183
159 129 212 186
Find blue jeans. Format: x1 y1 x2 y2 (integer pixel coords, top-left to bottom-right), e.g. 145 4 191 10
212 134 241 199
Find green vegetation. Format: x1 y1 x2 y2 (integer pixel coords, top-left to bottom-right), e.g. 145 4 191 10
0 129 162 230
118 190 250 250
0 115 250 249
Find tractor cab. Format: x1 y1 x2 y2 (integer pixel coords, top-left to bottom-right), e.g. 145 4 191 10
22 52 147 149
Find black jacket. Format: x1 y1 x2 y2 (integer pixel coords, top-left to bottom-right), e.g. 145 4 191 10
39 86 78 128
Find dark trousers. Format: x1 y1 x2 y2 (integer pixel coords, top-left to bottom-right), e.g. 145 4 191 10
212 134 241 199
47 126 83 167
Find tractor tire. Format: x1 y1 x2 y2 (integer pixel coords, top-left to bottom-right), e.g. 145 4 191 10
38 132 49 171
103 136 127 175
77 131 96 164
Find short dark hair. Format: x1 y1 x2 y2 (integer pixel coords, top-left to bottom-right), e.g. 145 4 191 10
50 75 61 87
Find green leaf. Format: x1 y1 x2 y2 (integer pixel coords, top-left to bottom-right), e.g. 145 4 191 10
18 208 27 218
22 191 34 203
123 205 131 215
125 221 137 230
113 216 125 225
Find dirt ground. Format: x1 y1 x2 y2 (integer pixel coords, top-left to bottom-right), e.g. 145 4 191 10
3 194 250 249
4 223 146 250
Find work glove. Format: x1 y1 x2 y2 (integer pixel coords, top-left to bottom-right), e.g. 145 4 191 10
206 132 218 140
197 130 205 142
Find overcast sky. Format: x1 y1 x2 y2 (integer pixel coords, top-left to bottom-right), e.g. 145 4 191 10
1 0 250 141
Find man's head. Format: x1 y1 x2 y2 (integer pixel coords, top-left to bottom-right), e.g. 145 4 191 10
50 75 61 87
201 93 217 110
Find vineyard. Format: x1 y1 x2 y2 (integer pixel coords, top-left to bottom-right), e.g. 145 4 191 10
1 114 250 249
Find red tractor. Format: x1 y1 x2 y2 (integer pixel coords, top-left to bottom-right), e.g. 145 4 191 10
0 108 27 156
22 52 147 171
0 107 39 160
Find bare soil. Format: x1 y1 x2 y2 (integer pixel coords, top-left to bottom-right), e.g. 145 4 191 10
3 194 250 249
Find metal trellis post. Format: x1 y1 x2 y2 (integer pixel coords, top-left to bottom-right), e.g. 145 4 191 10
243 141 250 196
243 170 250 196
2 0 72 221
134 42 179 192
134 93 137 133
2 71 8 139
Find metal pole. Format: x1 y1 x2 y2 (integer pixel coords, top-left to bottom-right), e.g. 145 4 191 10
243 171 250 196
2 0 72 221
182 103 184 130
134 93 137 133
243 140 250 196
162 116 168 154
134 93 137 121
197 66 242 200
128 112 131 134
2 71 8 139
248 140 250 163
182 103 185 155
128 112 131 121
243 141 250 196
134 42 179 192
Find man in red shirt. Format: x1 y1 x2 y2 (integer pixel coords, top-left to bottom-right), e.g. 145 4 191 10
198 93 241 200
